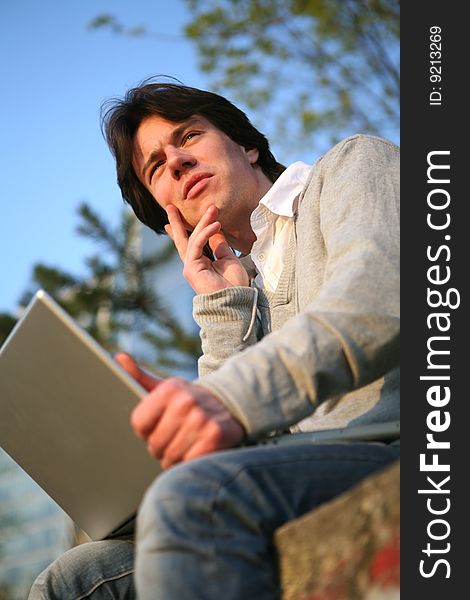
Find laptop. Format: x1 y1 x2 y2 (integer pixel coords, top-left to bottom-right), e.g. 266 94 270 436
0 290 162 540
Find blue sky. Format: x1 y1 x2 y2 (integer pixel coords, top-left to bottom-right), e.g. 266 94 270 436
0 0 211 315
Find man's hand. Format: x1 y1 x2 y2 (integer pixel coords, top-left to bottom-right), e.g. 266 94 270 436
115 353 245 468
165 205 249 294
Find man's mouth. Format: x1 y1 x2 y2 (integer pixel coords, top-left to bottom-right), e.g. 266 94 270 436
184 173 213 200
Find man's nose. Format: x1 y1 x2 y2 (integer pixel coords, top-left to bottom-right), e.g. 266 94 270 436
167 148 196 178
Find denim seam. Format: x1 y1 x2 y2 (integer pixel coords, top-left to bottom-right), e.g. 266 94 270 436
213 453 397 480
75 568 134 600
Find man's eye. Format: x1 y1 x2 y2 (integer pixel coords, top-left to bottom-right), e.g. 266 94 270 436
149 161 164 182
183 131 200 144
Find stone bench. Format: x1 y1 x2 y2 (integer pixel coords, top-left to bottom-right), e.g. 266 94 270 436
275 460 400 600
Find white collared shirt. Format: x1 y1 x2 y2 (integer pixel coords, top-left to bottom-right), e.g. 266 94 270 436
249 161 312 292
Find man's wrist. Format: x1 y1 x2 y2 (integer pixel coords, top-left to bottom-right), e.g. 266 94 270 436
193 286 257 322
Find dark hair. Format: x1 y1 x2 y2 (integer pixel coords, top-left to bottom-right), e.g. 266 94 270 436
101 81 284 234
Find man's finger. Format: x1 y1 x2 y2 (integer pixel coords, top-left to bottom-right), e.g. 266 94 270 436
114 352 162 392
158 409 207 467
185 206 219 256
131 391 166 440
185 221 221 263
166 206 189 260
164 224 174 241
209 231 234 260
183 417 244 462
192 205 218 233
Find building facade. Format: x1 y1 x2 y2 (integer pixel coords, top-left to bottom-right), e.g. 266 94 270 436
0 450 73 599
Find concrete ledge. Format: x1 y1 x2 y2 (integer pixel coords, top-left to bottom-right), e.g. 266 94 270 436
275 460 400 600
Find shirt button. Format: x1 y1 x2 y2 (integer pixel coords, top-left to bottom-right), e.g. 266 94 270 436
258 253 265 261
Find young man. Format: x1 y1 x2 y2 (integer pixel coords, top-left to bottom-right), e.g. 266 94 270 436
29 82 399 599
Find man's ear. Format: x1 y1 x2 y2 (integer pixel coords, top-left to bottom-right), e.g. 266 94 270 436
245 146 259 165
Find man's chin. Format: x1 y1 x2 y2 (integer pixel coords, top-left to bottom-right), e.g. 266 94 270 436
178 214 196 232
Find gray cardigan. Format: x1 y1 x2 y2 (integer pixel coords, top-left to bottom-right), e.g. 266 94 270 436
193 135 400 439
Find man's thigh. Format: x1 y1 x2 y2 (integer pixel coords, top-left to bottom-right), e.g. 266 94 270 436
139 440 399 538
194 440 399 524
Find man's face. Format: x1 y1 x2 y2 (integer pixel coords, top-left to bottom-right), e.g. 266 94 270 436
132 114 264 232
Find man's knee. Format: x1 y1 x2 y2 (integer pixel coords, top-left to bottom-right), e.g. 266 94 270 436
137 452 243 548
139 459 212 531
28 539 135 600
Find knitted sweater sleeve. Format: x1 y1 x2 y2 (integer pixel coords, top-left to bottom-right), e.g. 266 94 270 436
195 136 400 439
193 286 260 377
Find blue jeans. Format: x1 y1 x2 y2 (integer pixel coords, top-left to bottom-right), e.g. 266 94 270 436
28 537 135 599
29 441 399 599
